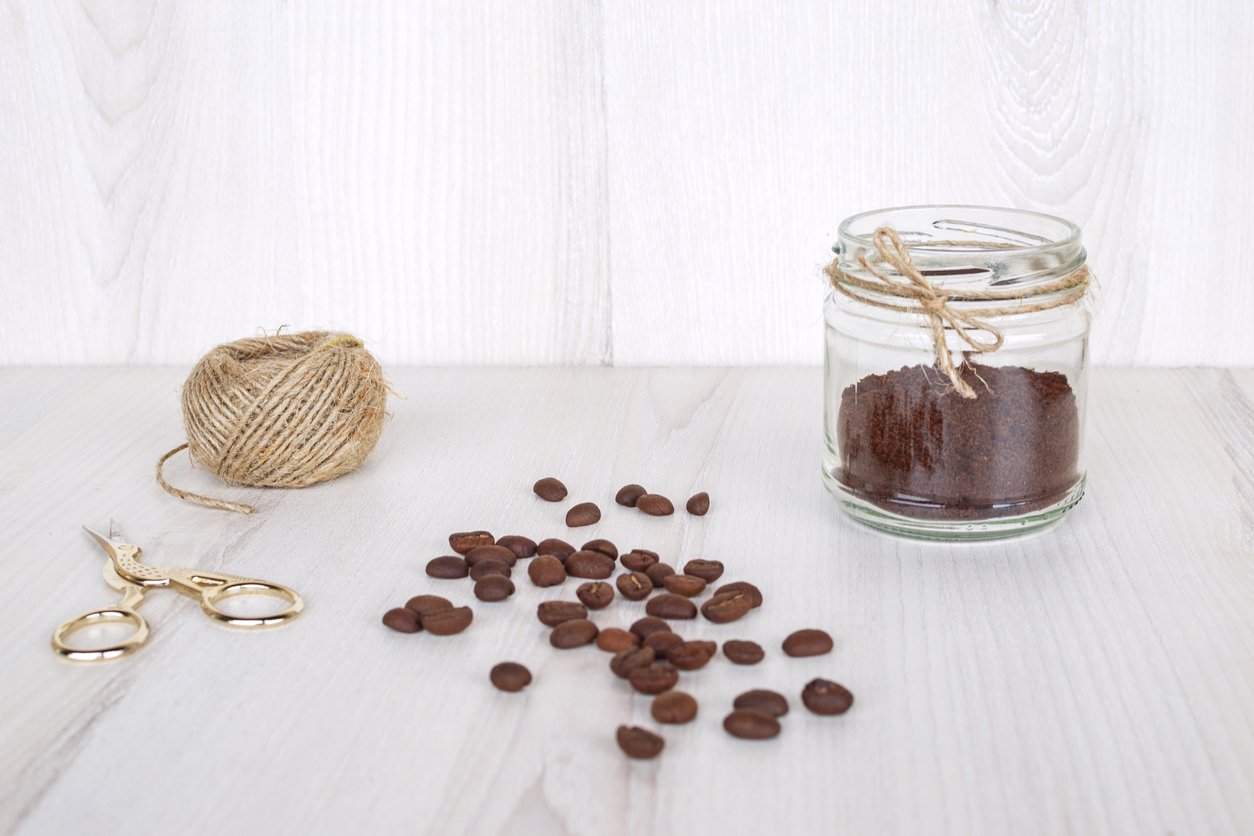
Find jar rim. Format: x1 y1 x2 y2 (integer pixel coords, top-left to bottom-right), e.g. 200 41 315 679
837 204 1081 256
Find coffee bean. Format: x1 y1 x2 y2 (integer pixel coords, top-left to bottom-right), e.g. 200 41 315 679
496 535 538 559
536 600 587 627
701 591 753 624
620 550 660 572
683 559 724 583
404 595 453 619
465 545 517 567
581 538 618 559
533 477 568 502
643 631 684 658
723 709 781 740
489 662 532 692
596 628 640 653
474 574 515 602
536 538 576 560
629 616 672 639
449 531 493 554
685 491 710 516
802 679 854 715
426 555 469 579
782 629 834 658
550 618 599 649
723 640 765 665
651 690 698 724
616 725 664 759
422 606 474 635
628 662 680 694
382 607 421 633
615 484 647 507
662 574 706 597
714 581 763 608
733 689 789 718
667 640 716 671
616 571 653 601
527 555 566 587
636 494 675 516
565 550 615 579
565 502 601 528
469 558 512 580
646 594 697 620
576 581 615 609
644 562 676 586
610 645 656 678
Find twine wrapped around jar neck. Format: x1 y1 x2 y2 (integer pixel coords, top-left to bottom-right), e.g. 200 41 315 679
825 226 1091 399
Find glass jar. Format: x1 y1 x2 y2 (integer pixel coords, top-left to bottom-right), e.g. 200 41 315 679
823 205 1093 541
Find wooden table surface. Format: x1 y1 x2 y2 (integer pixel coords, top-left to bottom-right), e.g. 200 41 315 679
1 366 1251 835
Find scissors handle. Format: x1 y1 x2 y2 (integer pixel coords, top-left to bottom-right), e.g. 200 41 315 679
166 569 304 627
52 606 150 662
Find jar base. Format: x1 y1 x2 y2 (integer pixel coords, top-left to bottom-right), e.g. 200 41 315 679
824 472 1086 542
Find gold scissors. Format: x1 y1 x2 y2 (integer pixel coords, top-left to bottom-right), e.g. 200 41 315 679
52 523 304 662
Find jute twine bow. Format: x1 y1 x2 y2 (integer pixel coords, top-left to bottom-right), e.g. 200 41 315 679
156 331 388 514
824 226 1090 399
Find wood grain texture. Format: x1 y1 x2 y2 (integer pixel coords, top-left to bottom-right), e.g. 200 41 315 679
0 366 1252 834
2 1 1254 367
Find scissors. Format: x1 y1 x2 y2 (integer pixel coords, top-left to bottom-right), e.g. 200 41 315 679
52 523 304 662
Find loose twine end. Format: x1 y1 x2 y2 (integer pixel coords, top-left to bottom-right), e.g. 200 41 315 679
157 444 257 514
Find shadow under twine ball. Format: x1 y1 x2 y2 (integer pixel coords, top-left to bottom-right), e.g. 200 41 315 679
156 331 388 514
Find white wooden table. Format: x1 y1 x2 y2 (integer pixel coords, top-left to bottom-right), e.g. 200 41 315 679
1 367 1251 835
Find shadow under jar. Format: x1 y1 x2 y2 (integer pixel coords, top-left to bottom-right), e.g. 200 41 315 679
823 205 1094 541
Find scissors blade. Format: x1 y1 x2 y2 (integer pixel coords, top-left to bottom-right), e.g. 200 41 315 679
82 523 128 557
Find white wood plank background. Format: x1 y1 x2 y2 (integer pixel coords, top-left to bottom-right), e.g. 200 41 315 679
0 366 1252 835
3 1 1254 367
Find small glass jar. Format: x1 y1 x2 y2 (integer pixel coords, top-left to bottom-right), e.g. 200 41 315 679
823 205 1093 540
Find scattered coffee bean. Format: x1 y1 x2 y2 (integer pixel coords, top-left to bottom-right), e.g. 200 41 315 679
449 531 494 554
404 595 454 619
576 581 615 609
667 640 716 671
533 477 568 502
565 550 615 579
490 662 532 692
615 484 648 507
628 662 680 694
465 544 517 567
714 581 763 608
527 555 566 587
474 574 515 602
683 559 724 583
723 709 781 740
723 640 765 665
536 538 576 560
610 645 656 678
469 558 512 581
802 679 854 716
663 574 707 597
636 494 675 516
596 628 640 653
422 606 474 635
616 725 664 759
629 616 672 639
582 538 618 559
550 618 599 649
565 502 601 527
701 591 753 624
537 600 588 627
382 607 421 633
782 629 834 657
644 562 676 586
685 491 710 516
643 631 684 658
646 594 697 620
497 535 538 559
617 571 654 601
651 690 698 724
733 689 789 717
426 555 469 579
620 550 660 572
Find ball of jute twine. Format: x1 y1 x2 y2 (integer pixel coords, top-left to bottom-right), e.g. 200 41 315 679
825 226 1091 399
156 331 388 514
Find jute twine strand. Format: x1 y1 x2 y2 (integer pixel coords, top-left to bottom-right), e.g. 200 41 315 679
824 226 1090 399
156 331 388 514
